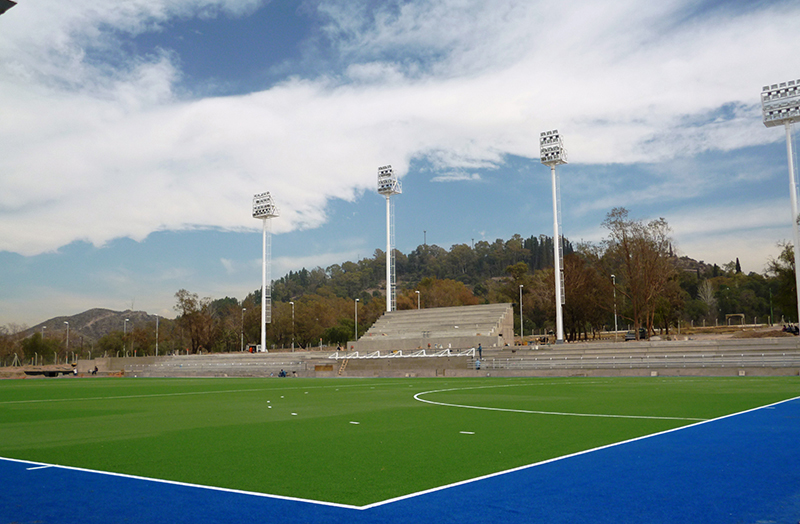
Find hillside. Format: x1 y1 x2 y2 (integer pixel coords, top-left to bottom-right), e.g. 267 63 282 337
25 309 159 344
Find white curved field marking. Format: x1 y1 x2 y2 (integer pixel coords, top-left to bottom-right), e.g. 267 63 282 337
414 384 708 421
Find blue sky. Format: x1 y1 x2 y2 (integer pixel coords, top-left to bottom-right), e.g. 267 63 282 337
1 0 798 326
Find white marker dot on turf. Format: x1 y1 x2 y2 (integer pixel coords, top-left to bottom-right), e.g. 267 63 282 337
291 413 297 416
460 431 475 435
350 421 360 425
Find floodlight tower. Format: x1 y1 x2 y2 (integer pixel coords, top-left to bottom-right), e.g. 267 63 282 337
253 192 279 353
378 165 402 312
762 79 800 324
540 130 567 344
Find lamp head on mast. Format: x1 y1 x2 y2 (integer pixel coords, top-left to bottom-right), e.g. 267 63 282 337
539 130 568 166
252 192 279 219
762 79 800 127
377 165 402 196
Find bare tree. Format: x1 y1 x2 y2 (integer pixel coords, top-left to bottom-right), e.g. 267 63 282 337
602 208 676 338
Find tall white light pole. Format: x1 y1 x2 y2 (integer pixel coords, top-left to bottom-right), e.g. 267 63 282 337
240 308 246 352
289 302 295 350
64 321 69 362
253 192 279 353
762 79 800 323
611 275 618 342
354 298 359 341
378 165 401 312
540 130 567 344
519 284 524 340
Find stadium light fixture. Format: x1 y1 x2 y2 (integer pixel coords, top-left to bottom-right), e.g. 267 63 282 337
762 79 800 323
253 192 279 353
377 165 401 312
540 130 567 344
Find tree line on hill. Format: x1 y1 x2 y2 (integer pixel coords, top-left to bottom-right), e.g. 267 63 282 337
1 207 796 363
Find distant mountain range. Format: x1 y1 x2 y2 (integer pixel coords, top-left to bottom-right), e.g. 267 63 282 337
24 308 160 344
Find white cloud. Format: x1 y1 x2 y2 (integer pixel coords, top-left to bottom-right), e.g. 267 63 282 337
431 172 481 183
1 0 799 258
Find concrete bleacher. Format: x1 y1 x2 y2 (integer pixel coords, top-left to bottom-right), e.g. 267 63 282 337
82 353 310 378
70 336 800 379
352 303 514 352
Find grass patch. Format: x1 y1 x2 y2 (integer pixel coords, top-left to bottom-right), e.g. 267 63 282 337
1 376 798 506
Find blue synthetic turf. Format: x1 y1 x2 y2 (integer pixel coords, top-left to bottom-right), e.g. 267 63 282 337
2 397 799 524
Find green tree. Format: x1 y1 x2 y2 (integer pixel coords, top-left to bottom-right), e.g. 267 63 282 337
562 253 608 341
767 242 797 322
20 332 60 363
174 289 214 353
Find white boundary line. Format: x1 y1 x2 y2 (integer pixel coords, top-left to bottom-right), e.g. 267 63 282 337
1 456 362 511
413 383 708 421
361 393 800 510
3 387 798 512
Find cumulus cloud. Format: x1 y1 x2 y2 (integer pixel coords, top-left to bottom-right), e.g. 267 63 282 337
1 0 799 256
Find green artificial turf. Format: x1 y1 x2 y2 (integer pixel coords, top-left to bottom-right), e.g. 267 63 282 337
0 376 798 506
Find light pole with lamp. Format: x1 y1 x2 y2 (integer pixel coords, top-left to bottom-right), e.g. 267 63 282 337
354 298 359 343
289 302 295 351
64 321 69 363
611 275 618 342
762 79 800 324
253 192 279 353
540 130 567 344
240 308 246 352
519 284 524 342
415 290 420 309
155 315 159 356
378 165 401 312
124 318 129 353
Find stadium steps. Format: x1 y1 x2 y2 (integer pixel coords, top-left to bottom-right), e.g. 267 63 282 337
362 303 513 340
479 338 800 372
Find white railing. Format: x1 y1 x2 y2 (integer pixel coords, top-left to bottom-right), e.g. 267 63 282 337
329 348 476 360
480 352 800 370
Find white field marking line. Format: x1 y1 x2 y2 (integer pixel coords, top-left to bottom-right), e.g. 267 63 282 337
413 383 708 421
0 380 406 406
2 456 362 511
360 394 800 510
3 393 798 511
